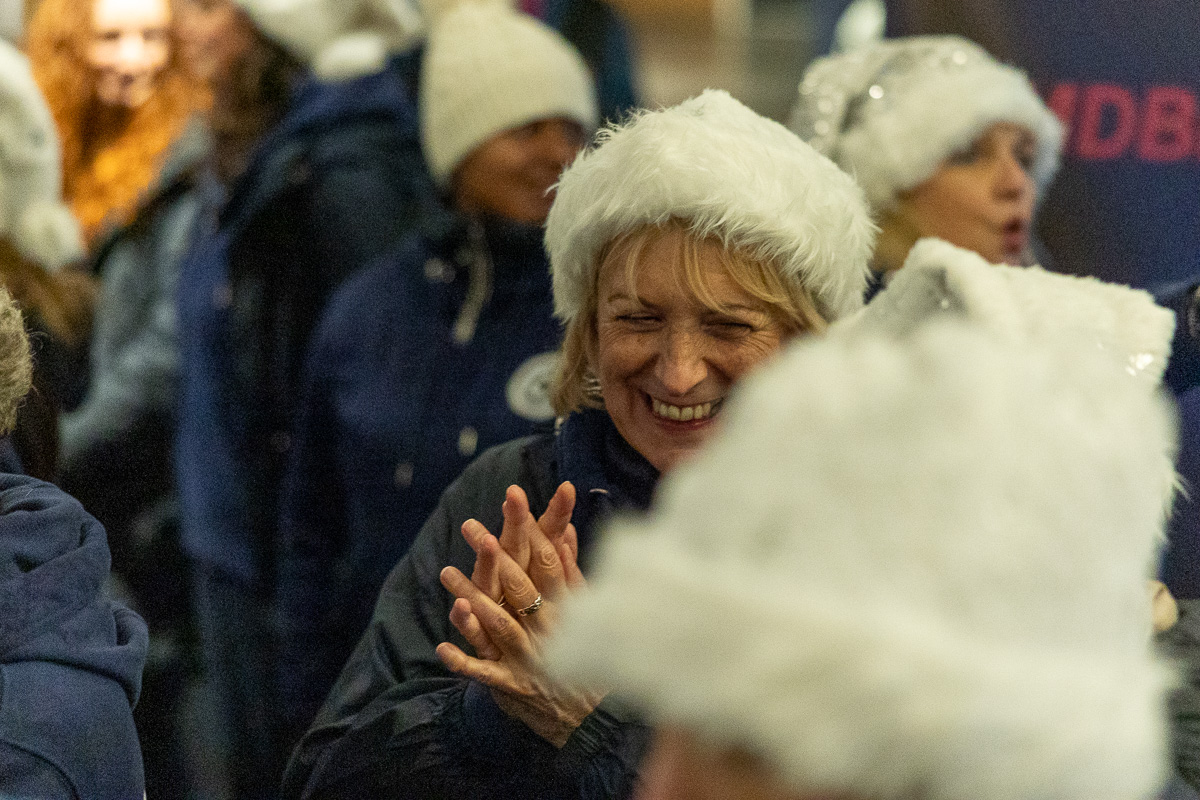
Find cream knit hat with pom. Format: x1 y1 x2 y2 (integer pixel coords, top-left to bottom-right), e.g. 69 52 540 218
546 89 876 324
231 0 423 81
0 40 83 270
790 35 1064 212
549 319 1173 800
419 0 598 186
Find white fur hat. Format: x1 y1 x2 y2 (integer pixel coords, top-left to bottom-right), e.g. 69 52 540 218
0 41 83 271
844 238 1176 387
420 0 598 186
546 89 877 324
549 322 1173 800
231 0 423 81
790 36 1064 212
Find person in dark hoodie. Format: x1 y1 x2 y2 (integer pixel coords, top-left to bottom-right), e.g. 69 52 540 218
275 0 598 749
0 281 149 795
173 0 437 796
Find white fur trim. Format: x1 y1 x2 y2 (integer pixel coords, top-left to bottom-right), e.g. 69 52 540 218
546 90 877 324
549 323 1173 800
792 36 1064 211
420 1 598 184
843 238 1176 386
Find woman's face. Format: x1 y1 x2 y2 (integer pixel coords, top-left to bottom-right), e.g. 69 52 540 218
174 0 252 84
89 0 171 109
635 728 815 800
896 122 1037 265
593 229 788 474
453 117 587 225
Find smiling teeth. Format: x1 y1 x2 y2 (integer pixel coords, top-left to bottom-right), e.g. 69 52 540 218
652 399 718 421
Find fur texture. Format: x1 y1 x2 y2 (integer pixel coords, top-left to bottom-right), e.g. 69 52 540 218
232 0 423 81
845 238 1176 386
420 0 597 185
545 90 877 323
548 322 1173 800
0 42 82 271
791 36 1064 212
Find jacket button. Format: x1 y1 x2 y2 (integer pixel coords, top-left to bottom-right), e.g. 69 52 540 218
457 427 478 458
270 432 291 453
394 462 414 488
423 258 452 283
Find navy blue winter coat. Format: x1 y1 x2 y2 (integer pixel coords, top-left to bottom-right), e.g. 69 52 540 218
282 409 656 799
176 55 440 586
0 471 149 798
276 216 563 737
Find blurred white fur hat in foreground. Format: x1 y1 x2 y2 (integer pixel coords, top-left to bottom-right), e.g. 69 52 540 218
549 322 1173 800
846 237 1176 386
546 89 877 324
420 0 598 186
0 41 83 271
230 0 423 81
790 35 1064 212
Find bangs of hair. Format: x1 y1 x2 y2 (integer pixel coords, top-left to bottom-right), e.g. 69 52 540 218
605 220 826 335
551 220 827 416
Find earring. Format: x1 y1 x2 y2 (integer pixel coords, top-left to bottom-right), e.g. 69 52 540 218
583 374 603 400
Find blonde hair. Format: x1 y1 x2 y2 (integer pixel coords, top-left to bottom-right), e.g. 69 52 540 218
551 220 827 415
26 0 206 246
0 279 33 436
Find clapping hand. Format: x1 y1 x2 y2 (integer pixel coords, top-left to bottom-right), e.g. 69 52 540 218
436 483 597 747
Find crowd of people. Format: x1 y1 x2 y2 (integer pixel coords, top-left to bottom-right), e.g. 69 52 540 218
0 0 1196 798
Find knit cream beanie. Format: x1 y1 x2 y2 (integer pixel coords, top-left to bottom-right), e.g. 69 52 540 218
420 0 598 186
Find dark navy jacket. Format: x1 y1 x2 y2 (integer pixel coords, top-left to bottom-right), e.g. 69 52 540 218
282 409 656 799
176 55 440 586
0 472 148 798
540 0 638 121
276 216 563 737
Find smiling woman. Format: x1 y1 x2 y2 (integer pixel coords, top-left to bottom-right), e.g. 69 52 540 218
283 88 876 800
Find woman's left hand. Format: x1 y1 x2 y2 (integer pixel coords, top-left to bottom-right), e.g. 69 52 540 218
437 531 599 747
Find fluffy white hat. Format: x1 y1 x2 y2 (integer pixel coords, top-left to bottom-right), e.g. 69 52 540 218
0 41 83 271
790 36 1064 212
546 89 877 324
231 0 423 81
549 322 1173 800
420 0 598 186
844 238 1176 386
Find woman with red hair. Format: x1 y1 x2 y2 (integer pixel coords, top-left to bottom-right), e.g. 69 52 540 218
26 0 203 248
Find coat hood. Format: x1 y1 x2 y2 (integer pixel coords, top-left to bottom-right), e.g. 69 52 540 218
0 473 147 706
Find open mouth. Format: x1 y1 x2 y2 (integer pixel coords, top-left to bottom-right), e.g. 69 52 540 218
1002 219 1029 254
650 397 723 422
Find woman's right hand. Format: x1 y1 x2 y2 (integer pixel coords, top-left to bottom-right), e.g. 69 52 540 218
438 518 596 747
460 482 580 622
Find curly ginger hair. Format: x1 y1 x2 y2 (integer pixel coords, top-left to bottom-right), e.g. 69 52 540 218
26 0 205 247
